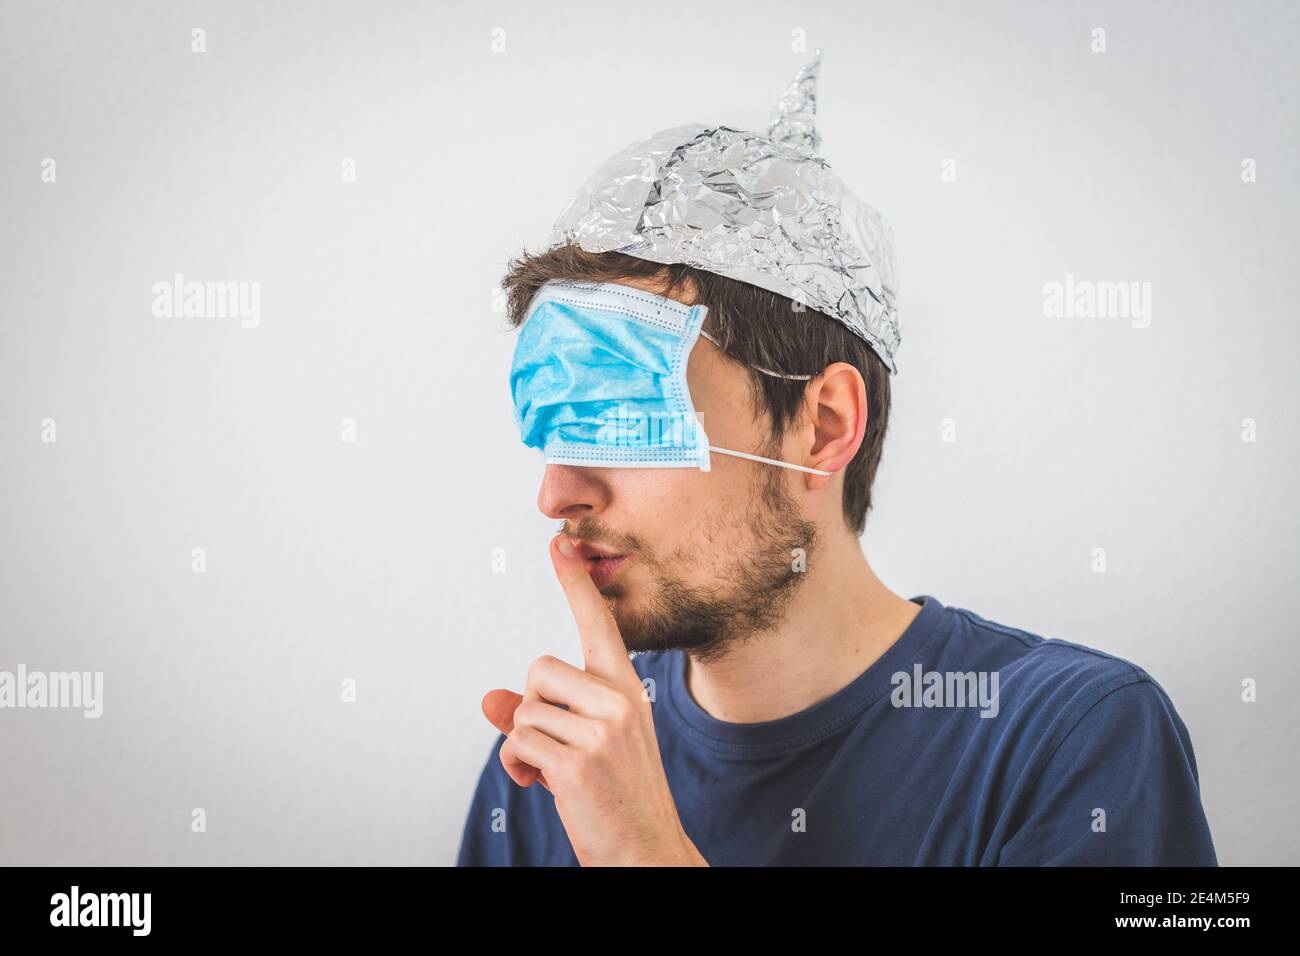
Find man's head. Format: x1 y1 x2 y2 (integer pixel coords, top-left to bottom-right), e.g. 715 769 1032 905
502 242 892 662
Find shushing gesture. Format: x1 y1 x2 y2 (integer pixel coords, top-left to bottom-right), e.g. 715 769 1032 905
479 533 708 866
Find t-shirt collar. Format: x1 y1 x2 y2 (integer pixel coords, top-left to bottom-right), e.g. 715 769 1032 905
664 594 953 757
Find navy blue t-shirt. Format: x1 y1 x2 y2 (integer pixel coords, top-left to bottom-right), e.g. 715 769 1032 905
456 595 1217 866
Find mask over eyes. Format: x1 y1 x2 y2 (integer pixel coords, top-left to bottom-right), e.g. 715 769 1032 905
510 280 832 476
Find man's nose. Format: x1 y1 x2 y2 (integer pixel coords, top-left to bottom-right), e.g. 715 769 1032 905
537 464 611 520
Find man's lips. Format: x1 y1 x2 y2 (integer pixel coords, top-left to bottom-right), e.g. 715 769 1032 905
572 540 623 561
570 539 631 587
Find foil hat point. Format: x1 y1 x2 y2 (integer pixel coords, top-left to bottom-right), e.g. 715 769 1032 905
548 48 902 374
767 47 823 160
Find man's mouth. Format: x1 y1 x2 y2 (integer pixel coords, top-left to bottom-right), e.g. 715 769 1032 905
571 539 631 588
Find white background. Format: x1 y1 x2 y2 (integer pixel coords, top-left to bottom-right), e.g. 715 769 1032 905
1 0 1296 864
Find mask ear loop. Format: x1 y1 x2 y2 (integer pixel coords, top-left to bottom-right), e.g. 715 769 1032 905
708 445 832 476
696 331 834 477
698 330 814 381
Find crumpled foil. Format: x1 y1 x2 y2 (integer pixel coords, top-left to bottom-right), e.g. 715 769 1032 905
548 48 901 373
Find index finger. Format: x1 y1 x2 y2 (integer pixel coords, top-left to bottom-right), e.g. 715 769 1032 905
549 533 640 688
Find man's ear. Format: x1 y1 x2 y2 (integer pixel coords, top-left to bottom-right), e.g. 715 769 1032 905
803 362 867 490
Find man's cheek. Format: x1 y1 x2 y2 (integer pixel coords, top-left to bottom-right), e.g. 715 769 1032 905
693 496 749 548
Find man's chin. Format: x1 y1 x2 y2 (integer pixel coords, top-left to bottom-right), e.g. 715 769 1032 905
599 587 673 654
606 592 724 657
599 586 644 639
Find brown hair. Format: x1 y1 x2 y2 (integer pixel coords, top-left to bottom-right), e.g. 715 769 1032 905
500 241 892 535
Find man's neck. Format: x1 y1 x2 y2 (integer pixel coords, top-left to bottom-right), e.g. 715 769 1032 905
683 533 921 725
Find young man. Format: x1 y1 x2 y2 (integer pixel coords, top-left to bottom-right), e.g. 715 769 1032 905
456 52 1216 866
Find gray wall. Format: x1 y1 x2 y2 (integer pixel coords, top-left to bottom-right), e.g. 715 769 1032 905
1 0 1295 865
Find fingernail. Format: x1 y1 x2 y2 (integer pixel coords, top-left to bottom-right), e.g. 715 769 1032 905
557 535 575 557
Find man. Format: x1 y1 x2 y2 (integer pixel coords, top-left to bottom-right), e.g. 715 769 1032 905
456 52 1217 866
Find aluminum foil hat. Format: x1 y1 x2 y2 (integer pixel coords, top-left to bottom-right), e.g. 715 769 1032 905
548 48 902 373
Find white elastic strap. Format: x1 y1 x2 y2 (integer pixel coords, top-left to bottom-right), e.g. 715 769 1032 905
695 331 828 474
698 330 814 381
709 446 833 476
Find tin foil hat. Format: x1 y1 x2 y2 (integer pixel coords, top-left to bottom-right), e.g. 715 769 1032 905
548 48 902 373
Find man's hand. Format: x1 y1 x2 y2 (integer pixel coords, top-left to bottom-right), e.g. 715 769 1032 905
479 533 707 867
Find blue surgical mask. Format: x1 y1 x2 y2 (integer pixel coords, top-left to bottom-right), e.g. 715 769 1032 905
509 280 831 476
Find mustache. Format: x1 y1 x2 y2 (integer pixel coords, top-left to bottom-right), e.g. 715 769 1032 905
559 517 643 556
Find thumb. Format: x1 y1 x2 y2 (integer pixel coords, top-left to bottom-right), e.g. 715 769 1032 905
481 689 524 734
480 689 550 792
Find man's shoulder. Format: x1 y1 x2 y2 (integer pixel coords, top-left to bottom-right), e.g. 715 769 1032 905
935 600 1175 727
934 605 1218 864
935 602 1209 827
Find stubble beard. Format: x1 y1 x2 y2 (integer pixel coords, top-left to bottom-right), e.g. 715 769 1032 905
564 468 819 666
